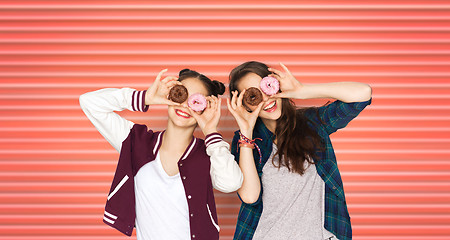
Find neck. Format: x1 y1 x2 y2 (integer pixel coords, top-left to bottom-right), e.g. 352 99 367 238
161 120 195 151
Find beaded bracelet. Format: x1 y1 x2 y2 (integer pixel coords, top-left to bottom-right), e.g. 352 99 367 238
237 131 263 164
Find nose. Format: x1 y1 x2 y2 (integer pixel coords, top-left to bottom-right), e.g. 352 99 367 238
262 93 269 102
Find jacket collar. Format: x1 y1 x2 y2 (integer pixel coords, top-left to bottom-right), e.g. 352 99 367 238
152 130 165 155
152 130 197 161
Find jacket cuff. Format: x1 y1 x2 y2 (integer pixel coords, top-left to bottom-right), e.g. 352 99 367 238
131 90 149 112
351 97 372 110
205 132 223 148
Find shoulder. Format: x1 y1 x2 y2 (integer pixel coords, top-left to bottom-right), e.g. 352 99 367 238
195 137 206 149
127 124 161 148
297 107 323 129
188 137 211 165
130 123 154 137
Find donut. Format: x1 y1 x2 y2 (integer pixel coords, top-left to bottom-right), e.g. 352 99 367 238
260 76 280 96
168 84 188 103
188 93 207 112
243 87 263 106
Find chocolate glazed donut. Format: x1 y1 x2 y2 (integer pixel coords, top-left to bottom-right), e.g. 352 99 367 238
168 85 188 103
243 87 263 106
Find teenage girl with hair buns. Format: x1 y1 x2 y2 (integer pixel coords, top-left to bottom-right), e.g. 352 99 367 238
80 68 243 240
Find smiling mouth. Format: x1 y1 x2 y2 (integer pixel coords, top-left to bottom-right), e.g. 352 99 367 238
175 109 191 118
263 101 277 112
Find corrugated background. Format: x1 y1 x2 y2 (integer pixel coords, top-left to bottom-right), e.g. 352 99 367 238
1 0 450 239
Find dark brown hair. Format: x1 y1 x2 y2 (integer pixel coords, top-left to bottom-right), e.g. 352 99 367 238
229 61 327 175
178 69 225 97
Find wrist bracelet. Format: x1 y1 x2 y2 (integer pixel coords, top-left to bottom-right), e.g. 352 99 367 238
237 131 263 164
238 142 255 149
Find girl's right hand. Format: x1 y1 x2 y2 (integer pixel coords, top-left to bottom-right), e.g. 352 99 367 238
226 89 265 139
145 69 183 106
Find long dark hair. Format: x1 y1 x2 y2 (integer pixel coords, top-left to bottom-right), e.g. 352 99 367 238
178 69 225 96
229 61 327 175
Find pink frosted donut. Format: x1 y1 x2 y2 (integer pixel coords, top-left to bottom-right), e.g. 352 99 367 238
260 76 280 96
188 93 207 112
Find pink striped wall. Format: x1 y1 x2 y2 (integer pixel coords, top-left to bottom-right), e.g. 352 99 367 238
1 0 450 239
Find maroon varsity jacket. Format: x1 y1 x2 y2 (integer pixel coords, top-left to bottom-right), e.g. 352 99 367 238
103 124 220 240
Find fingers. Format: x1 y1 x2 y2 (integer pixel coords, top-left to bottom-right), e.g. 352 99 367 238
161 75 178 84
163 99 181 106
215 98 222 115
185 107 200 119
206 95 218 104
205 96 214 111
155 69 168 83
268 73 282 82
226 98 236 114
268 67 284 78
279 62 292 75
165 79 180 89
237 89 245 108
205 96 220 116
213 96 219 112
252 100 266 116
271 92 287 99
231 90 238 110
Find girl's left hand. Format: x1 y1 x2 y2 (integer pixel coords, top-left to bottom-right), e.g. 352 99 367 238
187 96 221 136
269 62 305 99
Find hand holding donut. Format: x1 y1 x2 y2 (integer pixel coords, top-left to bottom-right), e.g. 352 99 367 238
145 69 183 106
268 62 305 99
187 96 221 136
227 89 265 139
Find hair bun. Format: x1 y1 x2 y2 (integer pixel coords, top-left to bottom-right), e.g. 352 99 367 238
179 69 191 76
212 80 226 95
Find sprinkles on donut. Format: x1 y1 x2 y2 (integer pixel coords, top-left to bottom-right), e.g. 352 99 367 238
260 76 280 96
188 93 207 112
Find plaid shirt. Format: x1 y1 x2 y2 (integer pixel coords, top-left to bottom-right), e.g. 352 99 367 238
231 97 372 240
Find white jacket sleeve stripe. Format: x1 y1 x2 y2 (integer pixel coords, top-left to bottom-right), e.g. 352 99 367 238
205 136 222 148
107 175 129 200
104 210 118 219
103 216 115 224
137 91 142 112
131 91 137 111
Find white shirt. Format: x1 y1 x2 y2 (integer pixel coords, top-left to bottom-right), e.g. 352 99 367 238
134 152 190 240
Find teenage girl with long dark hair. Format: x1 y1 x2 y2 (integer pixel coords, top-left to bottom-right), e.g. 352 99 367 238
226 61 372 240
80 68 243 240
